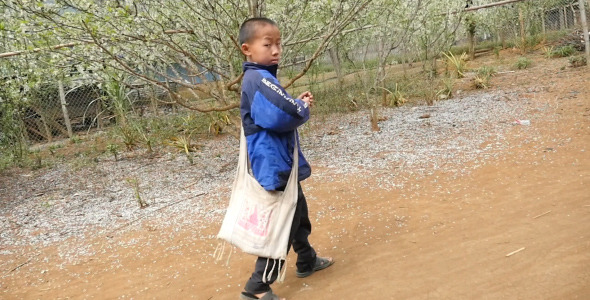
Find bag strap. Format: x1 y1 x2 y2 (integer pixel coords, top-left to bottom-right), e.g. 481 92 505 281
237 127 250 178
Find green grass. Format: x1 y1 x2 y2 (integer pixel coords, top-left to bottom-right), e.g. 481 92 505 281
514 57 532 70
544 29 572 43
569 55 587 68
551 45 576 58
477 66 496 78
442 51 468 78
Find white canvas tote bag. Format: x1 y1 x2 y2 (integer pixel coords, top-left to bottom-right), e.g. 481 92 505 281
217 127 299 261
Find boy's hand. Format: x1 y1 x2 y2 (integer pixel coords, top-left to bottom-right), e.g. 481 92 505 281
298 91 314 107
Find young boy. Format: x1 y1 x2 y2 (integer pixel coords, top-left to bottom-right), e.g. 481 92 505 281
238 17 334 300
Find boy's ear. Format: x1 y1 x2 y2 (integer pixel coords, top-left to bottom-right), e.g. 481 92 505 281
241 43 251 56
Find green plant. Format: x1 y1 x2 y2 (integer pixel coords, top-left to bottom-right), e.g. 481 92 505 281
442 51 468 78
422 83 438 106
524 34 543 50
103 73 134 127
569 55 587 68
380 84 407 107
207 112 232 135
30 150 43 170
126 177 148 208
106 143 120 161
514 57 532 70
167 134 198 164
493 46 501 59
552 45 576 58
473 75 489 89
70 135 82 144
0 96 28 168
117 125 138 151
310 76 372 114
477 66 496 78
132 122 154 153
437 77 454 99
48 144 63 157
543 46 555 59
472 66 496 89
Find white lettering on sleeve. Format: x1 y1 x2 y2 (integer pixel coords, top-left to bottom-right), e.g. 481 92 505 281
261 78 302 113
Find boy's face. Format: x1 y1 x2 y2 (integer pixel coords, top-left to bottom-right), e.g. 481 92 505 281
241 23 282 66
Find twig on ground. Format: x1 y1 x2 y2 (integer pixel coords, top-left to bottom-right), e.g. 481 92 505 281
505 247 526 257
8 259 31 273
6 252 41 274
533 210 552 219
106 192 206 237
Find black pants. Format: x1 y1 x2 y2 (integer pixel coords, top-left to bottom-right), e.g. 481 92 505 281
244 183 317 294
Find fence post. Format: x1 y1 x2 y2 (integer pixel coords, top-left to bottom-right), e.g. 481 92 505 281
58 80 73 138
557 8 566 30
580 0 590 59
541 11 546 36
519 6 526 52
38 112 53 142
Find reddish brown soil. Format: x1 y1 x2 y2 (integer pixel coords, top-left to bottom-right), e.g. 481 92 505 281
1 51 589 299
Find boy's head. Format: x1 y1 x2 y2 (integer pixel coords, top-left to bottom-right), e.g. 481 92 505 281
239 18 281 66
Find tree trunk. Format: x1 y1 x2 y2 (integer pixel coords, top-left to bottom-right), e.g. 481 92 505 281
328 47 343 84
468 29 475 60
579 0 590 59
58 80 73 138
377 39 387 106
519 6 526 53
466 16 476 60
248 0 262 18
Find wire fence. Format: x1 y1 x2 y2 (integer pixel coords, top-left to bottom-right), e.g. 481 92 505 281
9 80 175 144
481 0 590 47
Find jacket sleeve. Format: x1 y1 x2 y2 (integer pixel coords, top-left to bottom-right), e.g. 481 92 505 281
250 76 310 132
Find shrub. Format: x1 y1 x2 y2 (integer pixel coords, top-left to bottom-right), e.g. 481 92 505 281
569 55 587 68
472 66 496 89
493 46 501 59
442 51 468 78
437 77 454 99
525 34 543 49
542 46 555 59
514 57 532 69
552 45 576 58
382 83 407 107
477 66 496 78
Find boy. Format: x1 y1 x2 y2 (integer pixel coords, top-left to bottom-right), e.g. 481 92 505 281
238 17 334 300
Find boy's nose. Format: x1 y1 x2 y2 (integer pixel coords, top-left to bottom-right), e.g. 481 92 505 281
272 45 280 56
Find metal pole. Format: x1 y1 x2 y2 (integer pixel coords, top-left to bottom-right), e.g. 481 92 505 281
58 80 73 138
579 0 590 59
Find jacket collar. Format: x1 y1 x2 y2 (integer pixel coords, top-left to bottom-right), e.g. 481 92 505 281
243 62 278 77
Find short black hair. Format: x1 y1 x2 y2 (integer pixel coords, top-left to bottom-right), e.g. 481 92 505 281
239 17 277 45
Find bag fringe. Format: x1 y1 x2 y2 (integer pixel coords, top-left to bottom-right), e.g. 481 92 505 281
278 258 287 283
262 258 271 283
261 257 288 284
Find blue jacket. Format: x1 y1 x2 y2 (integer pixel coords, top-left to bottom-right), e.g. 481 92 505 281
240 62 312 191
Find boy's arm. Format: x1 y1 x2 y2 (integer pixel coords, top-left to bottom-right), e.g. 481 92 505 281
250 76 310 132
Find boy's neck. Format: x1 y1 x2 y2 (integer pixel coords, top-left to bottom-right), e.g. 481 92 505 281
244 61 278 76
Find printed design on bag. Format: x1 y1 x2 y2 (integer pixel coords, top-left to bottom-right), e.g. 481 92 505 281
237 204 273 237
